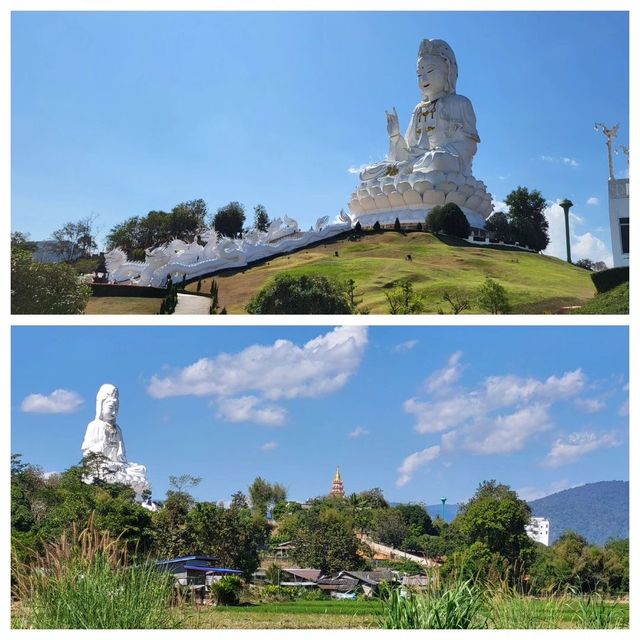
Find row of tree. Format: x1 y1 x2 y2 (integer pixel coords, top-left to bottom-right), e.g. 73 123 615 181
11 455 628 595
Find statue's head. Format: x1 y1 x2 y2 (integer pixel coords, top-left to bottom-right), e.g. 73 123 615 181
417 39 458 101
95 383 119 424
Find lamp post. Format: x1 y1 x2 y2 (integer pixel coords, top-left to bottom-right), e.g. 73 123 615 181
440 497 447 521
559 199 573 264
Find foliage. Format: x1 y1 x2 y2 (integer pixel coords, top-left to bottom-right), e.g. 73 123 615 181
246 273 353 314
484 211 514 244
213 201 246 238
372 220 381 232
439 289 471 314
425 203 471 238
253 204 270 232
575 258 594 271
210 575 243 605
504 186 549 252
378 578 486 629
11 247 91 314
454 481 533 570
11 231 38 252
185 501 269 578
590 266 629 293
394 217 402 232
106 199 207 255
51 216 98 261
248 476 287 518
373 509 409 548
284 507 363 574
476 277 510 314
385 280 424 314
12 518 174 629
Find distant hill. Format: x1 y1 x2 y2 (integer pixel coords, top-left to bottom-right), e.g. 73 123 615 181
426 503 459 523
528 481 629 545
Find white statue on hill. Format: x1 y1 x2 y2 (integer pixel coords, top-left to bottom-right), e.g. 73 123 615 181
82 383 154 506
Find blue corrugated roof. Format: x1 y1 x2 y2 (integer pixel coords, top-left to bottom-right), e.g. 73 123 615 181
183 565 243 574
156 555 218 566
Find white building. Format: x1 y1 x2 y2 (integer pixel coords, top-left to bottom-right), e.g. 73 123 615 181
608 178 629 267
525 517 550 546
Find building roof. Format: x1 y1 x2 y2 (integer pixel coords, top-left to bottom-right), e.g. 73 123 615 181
339 570 396 585
282 568 322 582
156 555 218 566
317 577 359 593
183 565 243 574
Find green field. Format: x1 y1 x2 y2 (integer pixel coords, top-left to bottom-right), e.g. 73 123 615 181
85 296 162 314
170 598 628 629
185 231 596 314
571 282 629 314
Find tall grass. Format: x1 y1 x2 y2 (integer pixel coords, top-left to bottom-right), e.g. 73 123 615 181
12 517 175 629
378 578 486 629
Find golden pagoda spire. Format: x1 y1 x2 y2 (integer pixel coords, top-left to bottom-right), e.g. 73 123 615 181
331 466 345 497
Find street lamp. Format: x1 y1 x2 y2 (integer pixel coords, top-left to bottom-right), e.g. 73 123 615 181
559 199 574 264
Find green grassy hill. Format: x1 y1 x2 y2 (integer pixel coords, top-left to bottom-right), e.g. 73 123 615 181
186 231 596 314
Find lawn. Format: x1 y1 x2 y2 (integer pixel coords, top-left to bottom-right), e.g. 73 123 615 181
185 231 596 314
84 296 162 314
571 282 629 314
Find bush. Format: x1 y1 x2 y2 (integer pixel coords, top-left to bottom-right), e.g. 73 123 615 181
11 247 91 314
260 585 300 602
477 277 510 314
425 204 471 238
590 267 629 293
394 217 402 232
210 575 243 606
373 221 381 232
246 273 353 314
385 280 424 314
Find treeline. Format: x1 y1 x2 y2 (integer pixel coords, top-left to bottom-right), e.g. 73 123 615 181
106 200 270 259
11 456 628 595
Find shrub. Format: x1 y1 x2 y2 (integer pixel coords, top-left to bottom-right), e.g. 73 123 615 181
591 267 629 293
260 585 300 602
425 203 471 238
394 217 402 232
210 575 243 606
477 277 510 314
385 280 424 314
246 273 353 314
373 221 381 232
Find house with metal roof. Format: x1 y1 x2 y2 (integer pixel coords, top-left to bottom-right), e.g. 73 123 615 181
155 555 243 587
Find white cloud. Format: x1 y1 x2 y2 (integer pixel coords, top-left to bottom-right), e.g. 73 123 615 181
586 196 600 206
396 445 441 487
542 431 621 468
424 351 464 394
462 404 552 455
543 201 613 266
574 397 606 413
392 339 419 354
539 155 579 167
261 441 278 452
405 369 585 435
349 426 370 438
21 389 84 414
148 326 367 401
216 396 287 426
618 400 629 417
491 199 508 213
516 479 574 502
347 165 368 175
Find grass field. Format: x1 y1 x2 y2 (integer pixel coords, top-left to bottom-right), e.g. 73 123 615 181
184 231 596 314
169 597 628 629
84 297 162 314
571 282 629 314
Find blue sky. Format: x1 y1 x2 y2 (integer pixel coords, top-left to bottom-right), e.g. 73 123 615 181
11 11 628 265
11 325 628 506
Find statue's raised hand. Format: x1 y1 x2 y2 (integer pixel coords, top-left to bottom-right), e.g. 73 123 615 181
386 107 400 137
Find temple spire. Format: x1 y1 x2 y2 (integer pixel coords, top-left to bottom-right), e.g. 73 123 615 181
330 467 345 497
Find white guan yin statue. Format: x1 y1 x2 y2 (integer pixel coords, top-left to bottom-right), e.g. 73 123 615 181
349 38 493 228
81 384 155 508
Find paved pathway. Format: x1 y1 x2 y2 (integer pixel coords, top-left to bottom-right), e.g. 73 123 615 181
357 533 439 568
174 293 211 314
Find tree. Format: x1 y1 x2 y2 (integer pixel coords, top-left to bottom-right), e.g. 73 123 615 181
253 204 270 232
288 507 363 574
170 199 208 240
373 509 409 548
425 203 471 238
454 480 533 569
385 280 424 314
209 279 219 314
504 186 549 252
440 289 471 314
477 277 510 314
394 503 437 538
394 217 402 232
248 477 287 518
575 258 595 271
51 216 97 261
11 231 38 252
484 211 513 244
11 247 91 314
246 273 353 314
213 202 246 238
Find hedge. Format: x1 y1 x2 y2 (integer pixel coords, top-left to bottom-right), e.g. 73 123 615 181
591 267 629 294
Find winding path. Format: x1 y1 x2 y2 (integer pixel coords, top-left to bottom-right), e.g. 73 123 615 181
174 293 211 315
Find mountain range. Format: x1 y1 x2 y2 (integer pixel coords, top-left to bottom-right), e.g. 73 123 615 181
424 480 629 545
